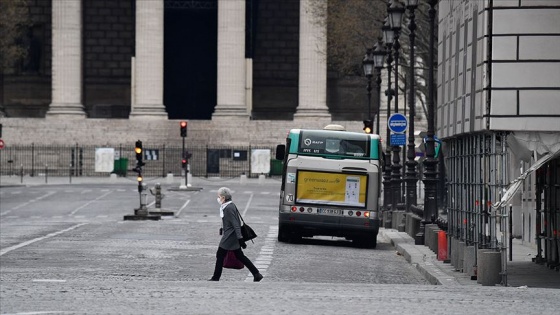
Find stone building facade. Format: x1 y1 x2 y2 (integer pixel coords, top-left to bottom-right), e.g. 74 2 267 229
438 0 560 277
1 0 369 122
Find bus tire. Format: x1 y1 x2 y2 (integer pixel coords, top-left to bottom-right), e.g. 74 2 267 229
278 224 289 243
355 233 377 249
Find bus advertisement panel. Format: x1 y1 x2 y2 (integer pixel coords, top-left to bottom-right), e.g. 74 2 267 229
296 170 367 208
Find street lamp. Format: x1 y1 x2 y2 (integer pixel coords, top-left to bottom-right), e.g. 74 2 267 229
382 19 394 217
404 0 419 215
417 0 439 245
362 48 374 122
388 0 405 212
372 41 386 135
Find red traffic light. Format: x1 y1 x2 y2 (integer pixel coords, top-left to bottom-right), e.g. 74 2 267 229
181 159 187 167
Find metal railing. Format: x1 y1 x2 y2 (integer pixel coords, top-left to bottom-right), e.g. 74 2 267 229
0 144 282 179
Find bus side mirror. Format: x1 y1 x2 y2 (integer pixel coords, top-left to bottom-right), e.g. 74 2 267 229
276 144 286 160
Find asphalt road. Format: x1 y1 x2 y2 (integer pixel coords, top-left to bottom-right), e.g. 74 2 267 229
1 179 559 314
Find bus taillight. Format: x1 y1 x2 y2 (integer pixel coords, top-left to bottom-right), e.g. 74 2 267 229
299 207 305 212
356 211 362 217
364 211 370 218
291 206 297 212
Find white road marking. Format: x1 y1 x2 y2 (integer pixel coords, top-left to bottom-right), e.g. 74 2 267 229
81 189 93 194
245 225 277 282
242 193 253 218
32 279 66 283
0 223 87 256
1 191 57 216
3 312 73 315
69 190 113 216
175 199 190 217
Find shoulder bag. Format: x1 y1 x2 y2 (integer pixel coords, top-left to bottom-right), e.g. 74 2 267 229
235 206 258 243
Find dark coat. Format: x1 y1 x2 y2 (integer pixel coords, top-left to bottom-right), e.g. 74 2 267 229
219 202 243 250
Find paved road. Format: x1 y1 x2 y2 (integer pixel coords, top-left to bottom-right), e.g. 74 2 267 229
1 179 559 314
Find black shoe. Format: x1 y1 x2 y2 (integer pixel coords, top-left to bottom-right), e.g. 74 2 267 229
208 278 219 281
253 273 263 282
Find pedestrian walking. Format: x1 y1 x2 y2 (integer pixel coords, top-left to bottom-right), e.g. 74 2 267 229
209 187 263 282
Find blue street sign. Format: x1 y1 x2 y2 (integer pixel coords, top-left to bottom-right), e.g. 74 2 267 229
388 113 408 134
390 133 406 146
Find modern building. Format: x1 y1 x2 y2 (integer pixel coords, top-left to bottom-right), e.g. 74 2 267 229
438 0 560 282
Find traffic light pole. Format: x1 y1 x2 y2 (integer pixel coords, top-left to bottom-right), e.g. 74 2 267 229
182 137 188 188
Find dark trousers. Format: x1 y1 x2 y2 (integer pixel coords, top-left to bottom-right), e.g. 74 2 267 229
212 247 259 280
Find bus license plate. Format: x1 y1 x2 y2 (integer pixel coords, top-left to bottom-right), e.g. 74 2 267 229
317 208 342 215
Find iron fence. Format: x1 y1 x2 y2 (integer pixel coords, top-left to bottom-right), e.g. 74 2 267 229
0 144 282 179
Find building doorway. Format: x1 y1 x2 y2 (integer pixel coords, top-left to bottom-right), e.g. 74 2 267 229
164 0 217 119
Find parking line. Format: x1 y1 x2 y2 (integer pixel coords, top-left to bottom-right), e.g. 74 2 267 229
175 199 190 217
69 190 113 216
0 223 87 256
1 191 57 216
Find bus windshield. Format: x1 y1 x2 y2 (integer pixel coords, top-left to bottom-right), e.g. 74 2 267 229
298 130 370 158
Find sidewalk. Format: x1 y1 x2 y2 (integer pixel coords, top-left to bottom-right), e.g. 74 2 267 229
380 228 560 289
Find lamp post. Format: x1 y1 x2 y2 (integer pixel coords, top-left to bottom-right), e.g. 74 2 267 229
362 49 374 122
417 0 439 245
382 20 394 217
404 0 419 214
372 41 386 135
388 0 405 212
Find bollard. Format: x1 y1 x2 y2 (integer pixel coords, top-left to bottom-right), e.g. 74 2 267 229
478 250 501 286
148 183 174 216
240 173 247 184
154 183 162 210
437 230 448 261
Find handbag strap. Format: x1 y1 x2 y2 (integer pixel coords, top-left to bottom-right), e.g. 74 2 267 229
234 205 246 224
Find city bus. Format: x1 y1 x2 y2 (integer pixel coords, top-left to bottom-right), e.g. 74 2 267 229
275 126 383 248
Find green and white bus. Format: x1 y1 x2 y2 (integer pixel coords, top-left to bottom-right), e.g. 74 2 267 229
275 126 383 248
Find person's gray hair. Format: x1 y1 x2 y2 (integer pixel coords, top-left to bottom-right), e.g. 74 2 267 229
217 187 232 201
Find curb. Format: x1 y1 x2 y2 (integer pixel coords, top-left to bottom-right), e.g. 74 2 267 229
380 229 460 286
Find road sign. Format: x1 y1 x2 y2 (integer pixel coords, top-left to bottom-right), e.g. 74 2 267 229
390 133 406 146
0 139 4 149
388 113 408 134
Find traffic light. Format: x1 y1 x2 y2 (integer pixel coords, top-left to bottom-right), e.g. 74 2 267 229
181 158 187 168
363 120 373 134
180 121 187 137
134 140 145 168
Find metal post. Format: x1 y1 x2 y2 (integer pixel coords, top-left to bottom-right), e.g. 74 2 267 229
383 42 394 224
45 164 48 184
391 30 403 212
404 3 418 214
375 67 382 135
418 0 438 245
367 71 372 122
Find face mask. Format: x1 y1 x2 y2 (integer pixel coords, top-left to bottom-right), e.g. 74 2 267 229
217 197 222 205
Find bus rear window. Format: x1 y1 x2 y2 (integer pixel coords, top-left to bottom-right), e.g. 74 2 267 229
298 130 370 158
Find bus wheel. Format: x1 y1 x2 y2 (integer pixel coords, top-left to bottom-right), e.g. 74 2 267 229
278 225 290 243
370 233 378 249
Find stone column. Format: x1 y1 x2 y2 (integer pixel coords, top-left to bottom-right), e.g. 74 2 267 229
212 0 249 119
294 0 330 120
47 0 85 117
130 0 167 118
